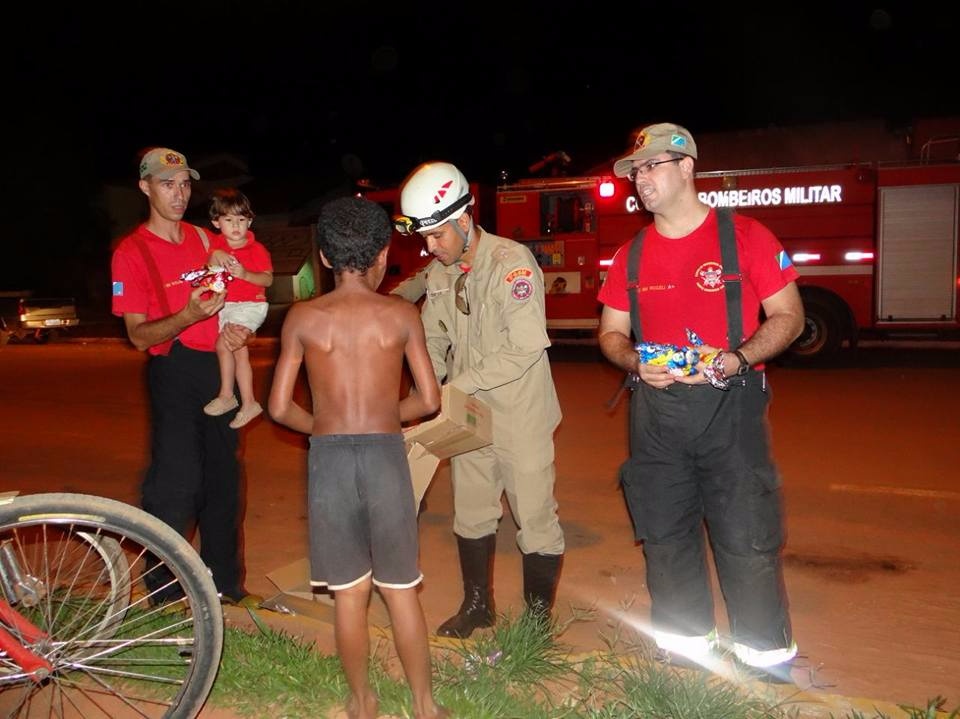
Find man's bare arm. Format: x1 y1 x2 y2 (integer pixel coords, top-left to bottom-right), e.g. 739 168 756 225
674 281 805 382
597 306 637 373
123 287 225 352
268 309 314 434
731 282 805 370
399 306 441 423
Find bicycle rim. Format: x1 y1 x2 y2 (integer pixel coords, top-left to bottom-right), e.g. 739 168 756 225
0 493 223 718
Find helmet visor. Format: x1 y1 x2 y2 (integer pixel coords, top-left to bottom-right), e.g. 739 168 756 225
393 192 473 236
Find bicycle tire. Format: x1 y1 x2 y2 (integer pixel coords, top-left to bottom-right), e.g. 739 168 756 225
0 492 223 718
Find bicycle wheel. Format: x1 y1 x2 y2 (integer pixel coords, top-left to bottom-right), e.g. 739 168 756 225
0 492 223 718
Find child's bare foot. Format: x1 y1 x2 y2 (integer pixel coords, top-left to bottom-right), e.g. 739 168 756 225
345 690 379 719
229 401 262 429
418 705 450 718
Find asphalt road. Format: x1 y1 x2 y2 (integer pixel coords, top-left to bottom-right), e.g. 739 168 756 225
1 339 958 713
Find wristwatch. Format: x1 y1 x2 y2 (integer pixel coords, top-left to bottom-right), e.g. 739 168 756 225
731 349 750 376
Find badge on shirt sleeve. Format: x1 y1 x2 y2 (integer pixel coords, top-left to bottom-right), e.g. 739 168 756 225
777 250 793 271
112 281 124 297
505 268 535 302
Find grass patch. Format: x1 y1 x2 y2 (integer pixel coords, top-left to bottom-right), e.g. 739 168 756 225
210 611 959 718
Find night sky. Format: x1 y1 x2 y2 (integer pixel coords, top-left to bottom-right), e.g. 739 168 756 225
4 2 958 298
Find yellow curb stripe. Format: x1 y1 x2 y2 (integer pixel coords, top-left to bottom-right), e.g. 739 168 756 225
830 483 960 500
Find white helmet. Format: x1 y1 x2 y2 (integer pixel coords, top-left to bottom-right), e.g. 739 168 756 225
395 162 474 236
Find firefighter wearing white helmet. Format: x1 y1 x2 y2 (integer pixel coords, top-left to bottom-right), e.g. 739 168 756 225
395 161 565 638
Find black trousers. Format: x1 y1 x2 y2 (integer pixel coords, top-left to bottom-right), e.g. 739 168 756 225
143 342 243 596
620 371 793 652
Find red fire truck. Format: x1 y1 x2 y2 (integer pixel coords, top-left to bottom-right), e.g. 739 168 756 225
498 160 960 360
366 159 960 361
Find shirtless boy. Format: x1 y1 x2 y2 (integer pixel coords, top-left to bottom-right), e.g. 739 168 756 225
268 196 447 719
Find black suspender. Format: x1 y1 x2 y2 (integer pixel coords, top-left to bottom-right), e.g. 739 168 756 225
624 207 743 362
626 226 647 344
716 208 743 348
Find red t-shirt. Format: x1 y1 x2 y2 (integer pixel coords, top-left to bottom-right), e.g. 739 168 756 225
111 223 220 354
210 231 272 303
597 209 799 349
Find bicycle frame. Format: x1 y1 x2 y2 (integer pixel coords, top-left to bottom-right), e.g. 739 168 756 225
0 598 52 680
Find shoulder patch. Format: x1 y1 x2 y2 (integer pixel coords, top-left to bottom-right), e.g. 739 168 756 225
504 267 533 284
510 276 534 302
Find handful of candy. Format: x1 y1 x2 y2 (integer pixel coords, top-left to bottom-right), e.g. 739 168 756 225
636 328 729 390
180 265 233 294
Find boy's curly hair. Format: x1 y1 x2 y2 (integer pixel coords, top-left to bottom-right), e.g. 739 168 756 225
318 196 391 274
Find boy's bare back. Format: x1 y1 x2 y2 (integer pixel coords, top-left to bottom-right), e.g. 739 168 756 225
272 279 438 437
269 195 439 438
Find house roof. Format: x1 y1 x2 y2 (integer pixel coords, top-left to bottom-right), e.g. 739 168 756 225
255 225 316 275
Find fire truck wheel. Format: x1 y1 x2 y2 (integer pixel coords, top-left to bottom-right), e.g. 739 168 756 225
790 297 842 362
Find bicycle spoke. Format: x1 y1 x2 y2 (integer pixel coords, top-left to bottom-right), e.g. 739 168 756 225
1 493 223 718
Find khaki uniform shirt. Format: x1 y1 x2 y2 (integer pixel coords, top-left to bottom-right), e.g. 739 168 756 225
421 229 561 444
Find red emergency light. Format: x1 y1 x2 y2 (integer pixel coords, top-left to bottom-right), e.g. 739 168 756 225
597 178 616 198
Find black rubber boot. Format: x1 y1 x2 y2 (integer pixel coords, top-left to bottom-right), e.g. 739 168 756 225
437 534 496 639
522 552 563 618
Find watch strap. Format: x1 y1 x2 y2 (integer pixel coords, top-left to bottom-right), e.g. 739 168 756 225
733 349 750 375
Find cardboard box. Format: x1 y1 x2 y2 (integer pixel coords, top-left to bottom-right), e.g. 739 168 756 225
403 384 493 459
406 442 442 510
403 384 492 508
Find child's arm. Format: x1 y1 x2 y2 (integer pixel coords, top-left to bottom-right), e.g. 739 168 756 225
222 257 273 288
268 307 314 434
208 249 233 267
230 263 274 287
399 304 441 423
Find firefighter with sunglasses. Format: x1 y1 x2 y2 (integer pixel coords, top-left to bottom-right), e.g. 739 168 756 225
394 161 565 638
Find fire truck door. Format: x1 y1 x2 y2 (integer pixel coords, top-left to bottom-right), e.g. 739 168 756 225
876 184 959 322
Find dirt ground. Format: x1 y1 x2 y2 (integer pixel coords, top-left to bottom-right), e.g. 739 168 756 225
2 342 958 718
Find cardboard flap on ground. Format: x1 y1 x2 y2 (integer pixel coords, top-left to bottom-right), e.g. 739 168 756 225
263 557 389 625
403 384 493 459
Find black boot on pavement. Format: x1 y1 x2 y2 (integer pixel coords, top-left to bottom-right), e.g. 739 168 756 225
437 534 497 639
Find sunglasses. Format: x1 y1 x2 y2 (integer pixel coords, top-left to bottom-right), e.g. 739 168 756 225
454 271 470 315
393 193 473 236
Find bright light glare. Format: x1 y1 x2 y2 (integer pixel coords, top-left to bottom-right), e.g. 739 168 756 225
599 258 613 267
791 252 821 263
844 251 874 261
598 180 616 198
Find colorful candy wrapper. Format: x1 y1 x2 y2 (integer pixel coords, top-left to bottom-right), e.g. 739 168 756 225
636 328 728 390
180 265 233 294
